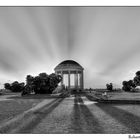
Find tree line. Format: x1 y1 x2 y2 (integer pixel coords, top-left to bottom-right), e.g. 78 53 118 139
4 70 140 94
4 72 62 95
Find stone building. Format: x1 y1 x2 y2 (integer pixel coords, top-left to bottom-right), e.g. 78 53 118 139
54 60 84 90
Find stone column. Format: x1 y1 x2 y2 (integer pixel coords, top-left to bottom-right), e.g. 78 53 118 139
61 71 63 86
81 71 84 89
75 71 78 89
80 71 82 89
74 71 76 88
68 71 71 89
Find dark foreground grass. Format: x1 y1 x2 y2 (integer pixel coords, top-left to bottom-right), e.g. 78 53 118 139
96 103 140 133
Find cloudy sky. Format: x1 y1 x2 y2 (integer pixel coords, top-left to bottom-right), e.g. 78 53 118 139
0 7 140 88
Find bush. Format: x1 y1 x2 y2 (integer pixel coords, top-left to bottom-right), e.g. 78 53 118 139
4 81 25 92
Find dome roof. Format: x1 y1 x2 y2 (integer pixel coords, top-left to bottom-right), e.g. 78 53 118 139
54 60 84 71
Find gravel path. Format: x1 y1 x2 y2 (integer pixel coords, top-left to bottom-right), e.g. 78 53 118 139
0 94 140 134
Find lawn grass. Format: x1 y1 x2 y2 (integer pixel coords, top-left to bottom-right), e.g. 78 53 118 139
0 92 44 124
86 91 140 104
90 91 140 100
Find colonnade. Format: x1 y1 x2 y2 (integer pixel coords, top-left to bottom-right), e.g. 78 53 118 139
55 70 84 90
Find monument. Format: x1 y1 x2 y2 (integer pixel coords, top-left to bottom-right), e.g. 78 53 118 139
54 60 84 90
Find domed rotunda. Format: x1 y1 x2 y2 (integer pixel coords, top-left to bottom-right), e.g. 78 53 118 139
54 60 84 90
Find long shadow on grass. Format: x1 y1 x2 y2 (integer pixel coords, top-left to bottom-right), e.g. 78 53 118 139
96 103 140 133
11 97 65 134
70 94 104 134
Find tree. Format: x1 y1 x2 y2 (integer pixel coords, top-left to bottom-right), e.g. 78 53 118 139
48 73 62 93
4 83 11 90
133 71 140 86
122 80 136 92
136 71 140 77
106 83 113 91
19 82 25 91
122 70 140 92
22 72 62 95
26 75 34 85
33 75 49 94
10 81 25 92
4 81 25 92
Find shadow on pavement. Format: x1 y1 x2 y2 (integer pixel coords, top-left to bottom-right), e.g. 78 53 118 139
69 95 84 133
96 103 140 133
9 97 65 133
70 94 104 134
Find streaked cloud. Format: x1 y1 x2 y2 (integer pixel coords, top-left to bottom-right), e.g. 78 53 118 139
0 7 140 88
